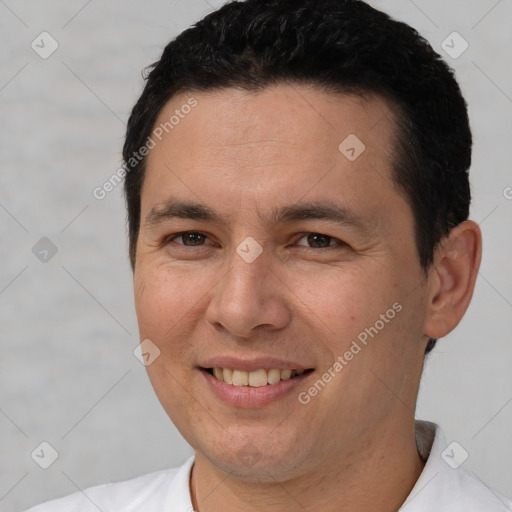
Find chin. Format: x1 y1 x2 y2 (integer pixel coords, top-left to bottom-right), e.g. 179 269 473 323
192 426 313 482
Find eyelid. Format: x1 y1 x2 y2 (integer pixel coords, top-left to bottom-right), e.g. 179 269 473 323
294 233 345 248
165 231 347 250
165 231 214 246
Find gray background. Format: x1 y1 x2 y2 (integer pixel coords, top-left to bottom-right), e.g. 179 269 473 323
0 0 511 510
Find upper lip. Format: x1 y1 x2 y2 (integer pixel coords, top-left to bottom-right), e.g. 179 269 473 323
199 356 314 372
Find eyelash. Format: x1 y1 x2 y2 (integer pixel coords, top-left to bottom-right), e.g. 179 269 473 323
164 231 347 250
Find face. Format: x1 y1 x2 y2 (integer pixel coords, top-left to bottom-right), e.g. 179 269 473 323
134 85 431 481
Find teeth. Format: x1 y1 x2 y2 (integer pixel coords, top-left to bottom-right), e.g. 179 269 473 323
223 368 233 384
248 369 268 387
267 368 281 385
210 368 308 387
232 370 249 386
280 369 292 380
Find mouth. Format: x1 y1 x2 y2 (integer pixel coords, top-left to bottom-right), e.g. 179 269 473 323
201 367 315 387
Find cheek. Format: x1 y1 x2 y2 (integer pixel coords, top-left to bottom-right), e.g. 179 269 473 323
289 267 399 347
134 263 210 340
144 354 197 439
134 266 205 418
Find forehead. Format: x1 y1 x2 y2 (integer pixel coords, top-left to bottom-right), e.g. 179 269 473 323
142 85 403 224
149 85 397 158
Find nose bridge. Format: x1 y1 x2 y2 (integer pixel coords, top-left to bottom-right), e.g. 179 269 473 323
220 243 272 311
205 241 291 336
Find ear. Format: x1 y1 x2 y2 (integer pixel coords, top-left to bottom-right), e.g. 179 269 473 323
423 220 482 339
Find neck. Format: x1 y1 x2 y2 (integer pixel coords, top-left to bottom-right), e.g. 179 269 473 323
190 419 425 512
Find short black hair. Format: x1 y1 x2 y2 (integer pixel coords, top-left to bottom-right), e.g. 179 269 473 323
123 0 473 355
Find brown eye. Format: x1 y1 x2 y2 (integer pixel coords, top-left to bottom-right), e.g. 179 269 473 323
296 233 337 249
169 232 209 246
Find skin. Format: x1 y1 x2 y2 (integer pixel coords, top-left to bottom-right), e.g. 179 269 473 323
133 84 482 511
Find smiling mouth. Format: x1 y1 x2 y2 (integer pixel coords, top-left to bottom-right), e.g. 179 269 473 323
202 367 315 387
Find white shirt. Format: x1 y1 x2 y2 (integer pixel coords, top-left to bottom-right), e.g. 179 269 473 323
25 421 512 511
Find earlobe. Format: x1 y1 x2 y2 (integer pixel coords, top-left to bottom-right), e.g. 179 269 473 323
423 220 482 339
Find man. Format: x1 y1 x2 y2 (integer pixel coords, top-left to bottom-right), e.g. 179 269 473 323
27 0 511 510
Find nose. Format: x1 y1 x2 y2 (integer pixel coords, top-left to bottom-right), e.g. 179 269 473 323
204 245 292 338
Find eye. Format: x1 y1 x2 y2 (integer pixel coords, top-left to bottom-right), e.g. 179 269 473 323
295 233 345 249
166 231 212 246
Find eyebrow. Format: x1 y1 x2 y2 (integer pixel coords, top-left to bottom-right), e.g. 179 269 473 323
144 196 372 232
145 199 225 226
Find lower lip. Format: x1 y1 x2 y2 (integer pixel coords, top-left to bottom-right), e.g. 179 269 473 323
200 369 313 408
